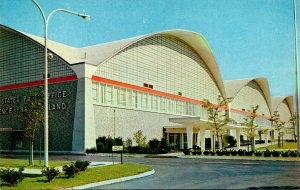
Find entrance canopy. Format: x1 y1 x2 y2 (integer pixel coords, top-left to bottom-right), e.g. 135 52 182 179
169 117 247 130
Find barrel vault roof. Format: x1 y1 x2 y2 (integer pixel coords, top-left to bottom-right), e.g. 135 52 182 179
224 78 272 113
0 25 226 97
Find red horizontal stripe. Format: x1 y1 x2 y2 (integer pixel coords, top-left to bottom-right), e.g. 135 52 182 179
92 76 271 120
0 75 77 91
92 75 206 105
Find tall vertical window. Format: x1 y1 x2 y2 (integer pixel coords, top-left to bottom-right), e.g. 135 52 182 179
117 87 126 107
152 95 158 111
141 93 148 110
100 84 105 104
131 91 137 108
92 83 98 102
105 85 113 105
160 97 166 112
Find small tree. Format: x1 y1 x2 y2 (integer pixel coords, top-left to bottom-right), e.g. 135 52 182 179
241 105 259 151
270 111 285 148
202 95 232 150
15 87 44 165
288 113 298 142
133 130 147 147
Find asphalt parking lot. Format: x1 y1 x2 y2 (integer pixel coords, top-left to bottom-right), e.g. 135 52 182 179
45 154 300 189
2 153 299 189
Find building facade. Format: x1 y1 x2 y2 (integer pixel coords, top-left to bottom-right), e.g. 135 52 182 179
0 25 295 153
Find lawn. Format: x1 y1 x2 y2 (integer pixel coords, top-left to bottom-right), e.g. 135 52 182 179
1 163 152 189
0 158 71 169
257 142 298 150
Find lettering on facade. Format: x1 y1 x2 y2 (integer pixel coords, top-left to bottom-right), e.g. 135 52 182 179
0 90 69 116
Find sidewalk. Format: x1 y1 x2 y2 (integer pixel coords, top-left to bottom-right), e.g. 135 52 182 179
1 161 115 176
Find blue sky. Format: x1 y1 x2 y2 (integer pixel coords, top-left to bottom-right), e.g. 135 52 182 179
0 0 299 97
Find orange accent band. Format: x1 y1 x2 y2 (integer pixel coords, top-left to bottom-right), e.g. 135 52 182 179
91 75 271 120
92 75 206 105
0 75 77 91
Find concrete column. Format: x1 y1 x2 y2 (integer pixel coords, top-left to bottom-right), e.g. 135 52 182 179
186 126 193 149
196 130 200 147
72 64 97 153
265 131 269 145
166 133 170 144
236 129 241 149
200 127 206 151
180 133 184 149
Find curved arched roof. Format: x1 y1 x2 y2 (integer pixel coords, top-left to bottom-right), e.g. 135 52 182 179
0 24 79 65
1 25 226 97
224 78 272 113
271 96 294 114
80 30 226 97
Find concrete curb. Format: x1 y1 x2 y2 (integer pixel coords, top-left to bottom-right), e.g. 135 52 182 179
177 155 300 161
68 169 155 189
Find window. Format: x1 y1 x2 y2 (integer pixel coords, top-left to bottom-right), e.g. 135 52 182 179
117 87 126 107
151 95 158 111
92 83 98 102
131 91 137 108
143 83 149 88
141 93 148 109
100 84 105 104
169 99 175 113
105 85 113 105
160 97 166 112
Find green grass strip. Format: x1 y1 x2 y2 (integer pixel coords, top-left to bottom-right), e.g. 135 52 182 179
0 158 71 169
257 142 297 150
1 163 152 189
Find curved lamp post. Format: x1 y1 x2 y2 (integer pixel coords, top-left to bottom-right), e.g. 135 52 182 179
293 0 300 152
32 0 90 167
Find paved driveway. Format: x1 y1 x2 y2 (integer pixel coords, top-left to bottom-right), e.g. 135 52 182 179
46 154 300 189
87 157 300 189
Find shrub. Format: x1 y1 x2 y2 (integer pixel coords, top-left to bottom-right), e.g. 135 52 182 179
183 148 191 155
281 151 289 157
63 163 79 178
289 151 298 157
254 151 263 156
0 167 24 186
41 167 60 182
245 151 253 156
191 146 201 155
127 146 140 153
160 138 170 152
230 150 238 156
237 149 245 156
86 147 97 153
223 135 237 148
264 149 271 157
210 151 216 156
271 151 280 157
124 137 133 147
74 160 90 171
133 130 147 147
96 136 123 153
223 150 231 156
203 150 210 155
216 150 224 156
96 136 109 152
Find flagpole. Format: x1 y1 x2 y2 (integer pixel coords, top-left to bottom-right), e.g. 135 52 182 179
293 0 300 152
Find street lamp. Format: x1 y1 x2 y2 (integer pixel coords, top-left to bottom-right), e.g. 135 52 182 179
31 0 90 167
293 0 300 152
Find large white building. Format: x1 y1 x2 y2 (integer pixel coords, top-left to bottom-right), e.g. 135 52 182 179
0 24 295 153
